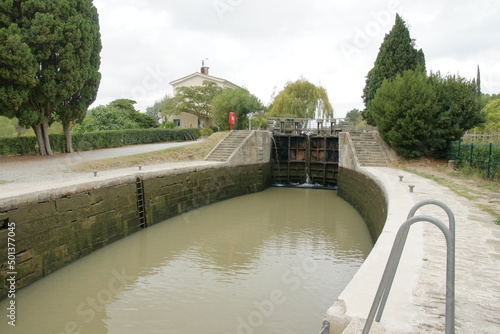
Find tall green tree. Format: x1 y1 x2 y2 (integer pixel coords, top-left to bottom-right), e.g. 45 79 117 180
58 1 102 153
211 88 263 130
74 99 157 133
0 23 37 115
362 14 426 125
371 69 483 158
162 81 225 128
345 108 361 123
146 94 172 124
73 99 154 133
474 98 500 132
266 78 333 118
0 0 102 155
108 99 157 128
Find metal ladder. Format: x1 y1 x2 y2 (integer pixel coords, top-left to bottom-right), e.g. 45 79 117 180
135 176 147 229
362 199 456 333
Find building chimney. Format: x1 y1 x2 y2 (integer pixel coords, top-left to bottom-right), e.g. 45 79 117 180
201 60 209 75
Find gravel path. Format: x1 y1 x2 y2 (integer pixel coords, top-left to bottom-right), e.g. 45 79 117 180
0 140 210 199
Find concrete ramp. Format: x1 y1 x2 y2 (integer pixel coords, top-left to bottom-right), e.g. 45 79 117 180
205 130 252 162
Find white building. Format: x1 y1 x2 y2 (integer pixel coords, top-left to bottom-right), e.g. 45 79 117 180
166 62 241 128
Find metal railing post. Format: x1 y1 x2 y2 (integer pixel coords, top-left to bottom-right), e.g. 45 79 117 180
362 200 455 334
318 320 330 334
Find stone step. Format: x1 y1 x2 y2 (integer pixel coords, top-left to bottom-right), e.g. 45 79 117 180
206 130 252 161
350 132 389 167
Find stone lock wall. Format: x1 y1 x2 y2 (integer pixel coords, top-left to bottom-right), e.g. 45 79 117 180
0 163 271 300
0 178 140 300
0 128 388 304
337 167 388 242
144 164 272 225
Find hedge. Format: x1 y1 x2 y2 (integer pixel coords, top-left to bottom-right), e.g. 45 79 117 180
0 128 201 156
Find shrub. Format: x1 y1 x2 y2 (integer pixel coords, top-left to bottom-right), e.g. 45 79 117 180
200 128 213 137
371 69 483 158
0 128 201 156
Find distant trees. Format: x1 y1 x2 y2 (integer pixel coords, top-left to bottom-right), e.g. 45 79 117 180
74 99 157 133
211 88 264 130
362 14 426 125
146 94 172 124
266 79 333 118
474 98 500 132
0 0 102 154
370 69 484 158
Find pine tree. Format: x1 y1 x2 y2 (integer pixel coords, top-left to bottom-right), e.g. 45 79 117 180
362 14 426 125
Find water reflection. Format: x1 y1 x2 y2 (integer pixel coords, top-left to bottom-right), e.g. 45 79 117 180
0 188 372 334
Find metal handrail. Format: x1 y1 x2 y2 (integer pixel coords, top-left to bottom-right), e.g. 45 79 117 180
318 320 330 334
362 200 456 334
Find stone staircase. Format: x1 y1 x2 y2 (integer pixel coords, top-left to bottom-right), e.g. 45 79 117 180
349 132 389 167
205 130 252 162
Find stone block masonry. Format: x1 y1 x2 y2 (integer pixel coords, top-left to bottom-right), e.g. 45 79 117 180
143 163 272 225
0 163 271 300
337 167 388 242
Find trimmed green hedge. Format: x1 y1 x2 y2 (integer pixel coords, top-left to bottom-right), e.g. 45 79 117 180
0 128 201 156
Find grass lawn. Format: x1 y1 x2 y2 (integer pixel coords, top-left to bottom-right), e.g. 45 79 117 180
72 132 228 173
396 157 500 225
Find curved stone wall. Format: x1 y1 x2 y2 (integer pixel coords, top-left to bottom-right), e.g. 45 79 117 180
337 167 388 242
0 163 271 300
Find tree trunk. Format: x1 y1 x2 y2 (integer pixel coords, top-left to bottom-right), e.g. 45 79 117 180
63 121 74 153
41 119 53 155
33 124 47 156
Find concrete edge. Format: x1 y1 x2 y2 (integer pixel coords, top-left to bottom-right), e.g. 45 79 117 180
0 163 228 211
326 167 425 333
226 130 256 162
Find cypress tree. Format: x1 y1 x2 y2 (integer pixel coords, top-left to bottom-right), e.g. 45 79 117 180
362 14 426 126
0 0 101 155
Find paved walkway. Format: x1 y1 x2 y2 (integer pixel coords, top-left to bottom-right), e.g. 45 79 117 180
330 167 500 333
0 140 216 200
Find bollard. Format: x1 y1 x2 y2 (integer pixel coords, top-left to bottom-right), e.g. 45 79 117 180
409 185 415 193
399 176 404 182
93 171 98 177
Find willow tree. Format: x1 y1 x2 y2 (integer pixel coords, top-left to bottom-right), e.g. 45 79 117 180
266 78 333 118
0 0 101 155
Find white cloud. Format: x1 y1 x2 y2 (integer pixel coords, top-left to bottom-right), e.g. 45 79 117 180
92 0 500 117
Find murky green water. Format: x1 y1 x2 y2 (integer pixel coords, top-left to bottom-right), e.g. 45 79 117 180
1 187 372 334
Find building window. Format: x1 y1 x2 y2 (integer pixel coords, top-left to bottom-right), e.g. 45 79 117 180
174 119 181 127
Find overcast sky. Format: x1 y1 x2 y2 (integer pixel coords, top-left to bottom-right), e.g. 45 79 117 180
91 0 500 117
